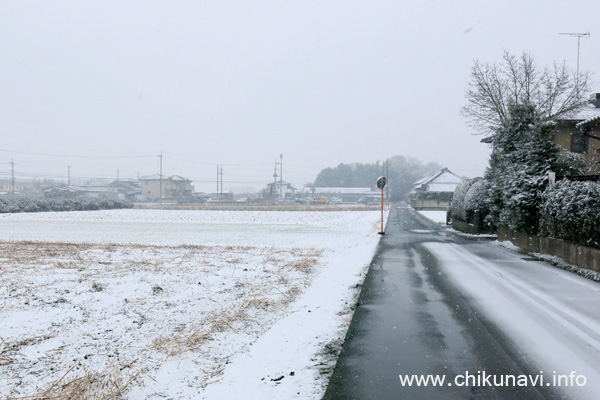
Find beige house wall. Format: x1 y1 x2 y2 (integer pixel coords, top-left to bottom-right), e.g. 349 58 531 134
164 180 193 198
141 180 161 200
552 122 600 173
140 179 194 201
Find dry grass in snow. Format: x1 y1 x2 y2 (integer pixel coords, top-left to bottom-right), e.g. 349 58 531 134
0 241 323 399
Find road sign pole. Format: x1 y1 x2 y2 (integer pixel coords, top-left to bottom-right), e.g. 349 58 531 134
376 176 387 235
379 187 384 234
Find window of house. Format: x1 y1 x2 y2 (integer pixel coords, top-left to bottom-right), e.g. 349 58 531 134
570 132 589 153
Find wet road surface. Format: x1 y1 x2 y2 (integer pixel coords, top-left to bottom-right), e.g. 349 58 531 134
322 205 566 400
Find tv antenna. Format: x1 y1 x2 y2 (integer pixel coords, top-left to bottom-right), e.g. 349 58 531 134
559 32 590 96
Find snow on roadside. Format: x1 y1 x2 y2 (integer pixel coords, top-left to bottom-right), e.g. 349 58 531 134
197 242 371 400
424 242 600 400
495 240 600 282
0 209 384 399
530 253 600 282
415 210 447 225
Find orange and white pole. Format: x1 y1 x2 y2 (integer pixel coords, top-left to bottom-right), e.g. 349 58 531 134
376 176 387 235
380 187 384 233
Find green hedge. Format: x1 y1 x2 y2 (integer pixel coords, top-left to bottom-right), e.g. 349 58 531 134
539 180 600 248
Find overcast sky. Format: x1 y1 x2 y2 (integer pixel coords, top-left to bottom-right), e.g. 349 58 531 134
1 0 599 193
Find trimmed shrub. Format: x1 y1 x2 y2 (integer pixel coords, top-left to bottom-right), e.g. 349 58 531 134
451 178 493 232
539 180 600 248
451 178 480 222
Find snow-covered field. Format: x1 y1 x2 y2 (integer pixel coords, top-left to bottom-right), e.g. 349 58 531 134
0 209 384 399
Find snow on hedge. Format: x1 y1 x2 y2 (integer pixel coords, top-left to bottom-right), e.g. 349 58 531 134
0 197 133 213
540 180 600 248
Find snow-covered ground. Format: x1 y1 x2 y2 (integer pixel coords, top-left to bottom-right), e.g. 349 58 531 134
0 209 385 399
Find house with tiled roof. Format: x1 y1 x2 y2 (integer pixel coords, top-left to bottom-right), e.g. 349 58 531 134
109 179 143 201
410 168 464 210
552 93 600 171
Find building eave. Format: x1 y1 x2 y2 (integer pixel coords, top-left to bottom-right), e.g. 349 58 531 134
576 115 600 129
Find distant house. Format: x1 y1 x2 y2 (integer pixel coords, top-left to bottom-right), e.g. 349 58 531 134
78 185 113 199
552 93 600 172
410 168 464 210
0 180 40 198
267 180 297 199
140 175 194 202
109 179 142 201
43 185 83 199
44 184 119 199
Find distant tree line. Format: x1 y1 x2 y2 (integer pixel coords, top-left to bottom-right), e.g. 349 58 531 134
313 155 442 201
0 198 133 214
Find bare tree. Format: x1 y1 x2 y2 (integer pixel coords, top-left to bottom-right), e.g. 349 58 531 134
462 51 592 136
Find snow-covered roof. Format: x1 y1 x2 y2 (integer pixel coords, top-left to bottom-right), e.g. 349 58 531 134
562 101 600 122
269 180 297 190
169 175 191 182
43 185 82 193
110 179 140 187
140 174 191 182
427 182 461 192
112 178 138 183
271 180 294 186
140 174 162 180
576 114 600 129
413 168 464 193
79 186 111 193
412 176 430 186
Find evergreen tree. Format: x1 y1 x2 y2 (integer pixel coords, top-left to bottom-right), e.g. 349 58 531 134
485 103 559 233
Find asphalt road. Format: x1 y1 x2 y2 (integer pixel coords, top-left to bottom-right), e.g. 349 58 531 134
322 205 567 400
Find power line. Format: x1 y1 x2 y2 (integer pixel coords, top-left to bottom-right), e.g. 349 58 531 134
285 163 322 171
0 148 157 159
164 155 273 168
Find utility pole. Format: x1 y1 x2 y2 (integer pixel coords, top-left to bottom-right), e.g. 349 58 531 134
216 165 220 195
67 165 71 185
220 167 223 196
159 152 163 204
386 160 389 203
10 158 15 198
273 162 279 197
559 32 590 97
279 154 283 199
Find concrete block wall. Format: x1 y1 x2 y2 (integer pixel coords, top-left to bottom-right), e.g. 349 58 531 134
451 219 480 234
498 226 600 273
